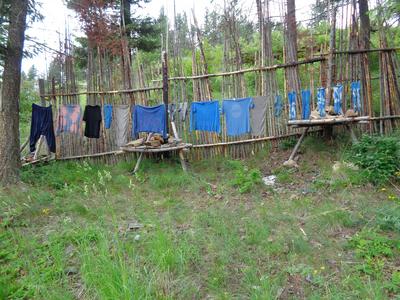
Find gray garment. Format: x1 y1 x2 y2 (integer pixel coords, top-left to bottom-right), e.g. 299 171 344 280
250 96 267 136
114 105 130 147
178 102 188 121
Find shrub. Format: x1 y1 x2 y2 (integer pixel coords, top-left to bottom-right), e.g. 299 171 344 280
346 134 400 185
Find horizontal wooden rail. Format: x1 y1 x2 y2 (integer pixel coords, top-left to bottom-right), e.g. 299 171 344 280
42 86 163 98
150 47 400 82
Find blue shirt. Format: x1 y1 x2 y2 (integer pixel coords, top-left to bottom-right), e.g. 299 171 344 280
190 101 220 133
288 91 297 120
103 104 113 129
132 104 167 138
222 98 254 136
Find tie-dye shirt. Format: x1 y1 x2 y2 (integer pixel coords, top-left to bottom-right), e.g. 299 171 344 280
57 104 82 134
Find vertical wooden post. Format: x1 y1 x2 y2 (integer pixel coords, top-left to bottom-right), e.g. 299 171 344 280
38 79 46 106
162 50 169 135
326 4 337 106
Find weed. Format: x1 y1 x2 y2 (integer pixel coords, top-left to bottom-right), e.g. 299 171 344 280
227 160 262 193
349 228 398 275
346 134 400 185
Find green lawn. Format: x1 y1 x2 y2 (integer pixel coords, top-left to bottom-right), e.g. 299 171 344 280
1 137 400 299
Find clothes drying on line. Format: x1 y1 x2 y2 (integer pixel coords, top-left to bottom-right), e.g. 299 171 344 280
222 98 254 137
190 100 220 133
132 104 167 138
57 104 82 134
251 96 267 136
30 104 56 153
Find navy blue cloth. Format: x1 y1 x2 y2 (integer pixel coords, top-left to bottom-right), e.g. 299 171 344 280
301 90 311 119
222 98 254 136
30 104 56 153
104 104 113 129
190 101 220 133
132 104 167 138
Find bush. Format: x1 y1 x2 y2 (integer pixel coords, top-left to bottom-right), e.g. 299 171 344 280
346 134 400 185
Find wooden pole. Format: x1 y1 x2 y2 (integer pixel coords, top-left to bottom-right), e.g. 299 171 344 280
162 51 169 135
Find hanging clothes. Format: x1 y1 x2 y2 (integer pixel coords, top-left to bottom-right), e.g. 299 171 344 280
178 102 188 121
57 104 82 134
29 104 56 153
222 98 254 136
288 91 297 120
132 104 167 138
333 84 344 115
83 105 102 138
250 96 267 136
114 105 130 147
103 104 113 129
190 101 220 133
351 81 361 113
301 90 311 120
274 95 283 117
317 88 326 117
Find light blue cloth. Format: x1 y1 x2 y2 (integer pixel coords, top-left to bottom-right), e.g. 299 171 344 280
190 101 220 133
288 91 297 120
103 104 113 129
317 88 326 117
301 90 311 120
222 98 254 136
274 95 283 117
351 81 361 113
132 104 167 138
333 84 343 115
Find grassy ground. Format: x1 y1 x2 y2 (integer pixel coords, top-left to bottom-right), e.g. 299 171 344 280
1 136 400 299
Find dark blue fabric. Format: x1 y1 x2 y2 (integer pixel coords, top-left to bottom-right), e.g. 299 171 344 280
222 98 254 136
288 91 297 120
301 90 311 119
190 101 220 133
30 104 56 153
333 84 343 115
317 88 326 117
274 95 283 117
351 81 361 113
132 104 167 138
104 104 113 129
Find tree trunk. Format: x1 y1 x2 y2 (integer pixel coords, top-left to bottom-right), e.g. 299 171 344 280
0 0 28 185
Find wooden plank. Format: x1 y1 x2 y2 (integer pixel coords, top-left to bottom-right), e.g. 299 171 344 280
287 116 370 126
121 143 192 153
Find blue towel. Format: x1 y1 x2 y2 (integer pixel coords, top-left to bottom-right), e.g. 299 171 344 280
190 101 220 133
351 81 361 113
333 84 343 115
103 104 113 129
288 91 297 120
274 95 283 117
317 88 326 117
222 98 254 136
132 104 167 138
301 90 311 120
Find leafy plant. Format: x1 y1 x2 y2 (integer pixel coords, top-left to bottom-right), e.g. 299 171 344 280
230 163 262 193
349 228 398 275
346 134 400 185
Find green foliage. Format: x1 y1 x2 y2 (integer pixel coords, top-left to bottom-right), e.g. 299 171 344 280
349 228 399 275
227 160 262 193
346 134 400 185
